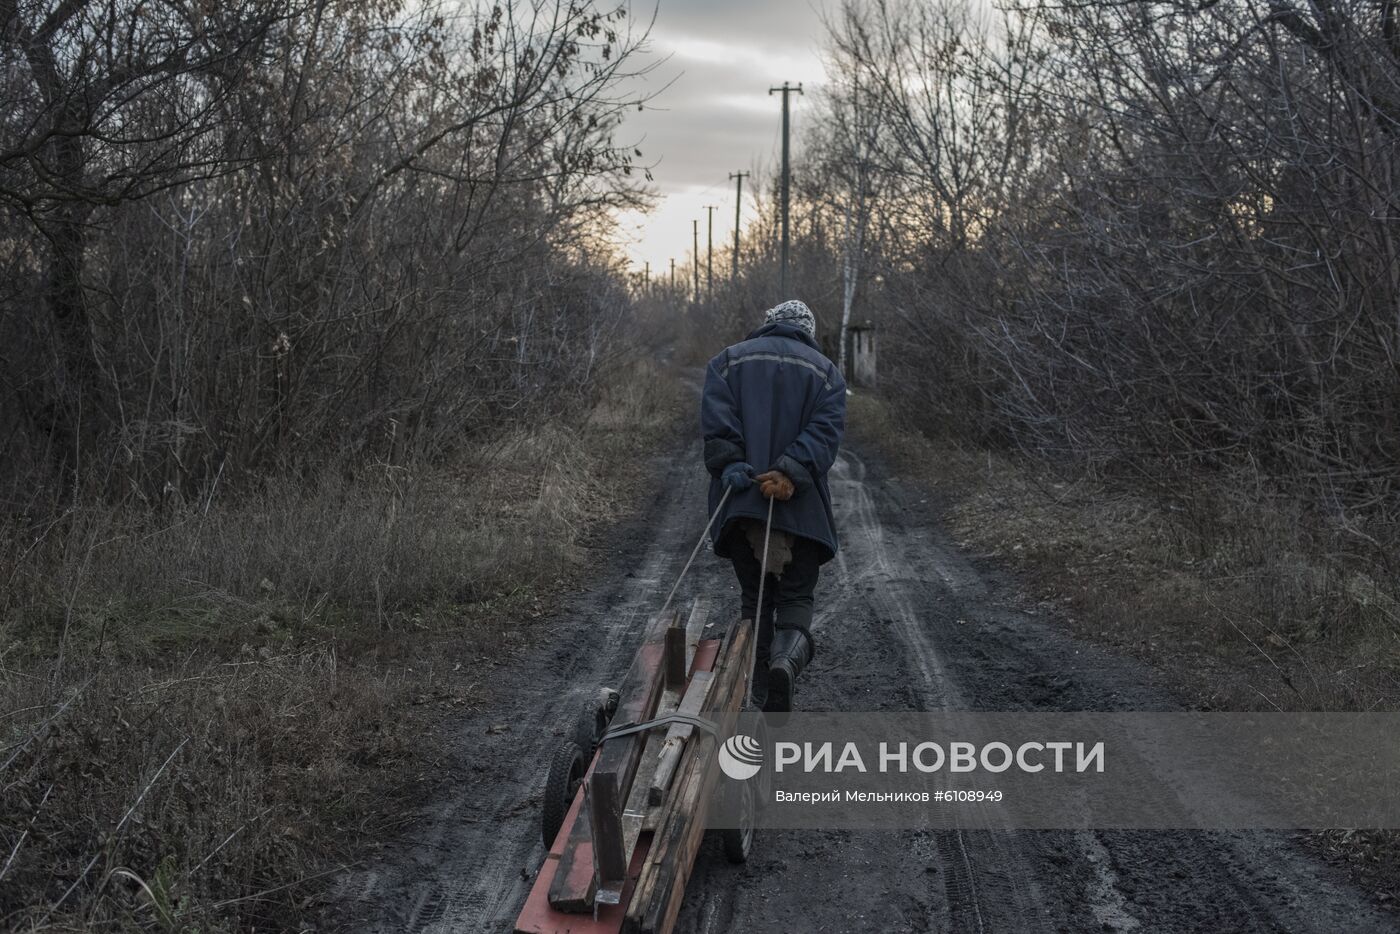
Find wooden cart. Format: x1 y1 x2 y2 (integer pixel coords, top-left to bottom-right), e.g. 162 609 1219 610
513 600 755 934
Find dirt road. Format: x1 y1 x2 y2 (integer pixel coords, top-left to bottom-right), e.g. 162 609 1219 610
335 440 1396 933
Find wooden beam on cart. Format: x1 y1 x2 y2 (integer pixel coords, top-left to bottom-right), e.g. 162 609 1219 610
624 619 752 934
548 607 679 912
646 670 715 806
597 620 693 905
683 599 709 672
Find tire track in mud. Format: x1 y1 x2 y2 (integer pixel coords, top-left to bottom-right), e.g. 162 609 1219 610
339 441 1395 933
675 448 1395 934
676 450 1056 934
334 443 732 933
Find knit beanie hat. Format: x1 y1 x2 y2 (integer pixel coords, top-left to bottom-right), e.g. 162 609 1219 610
764 299 816 337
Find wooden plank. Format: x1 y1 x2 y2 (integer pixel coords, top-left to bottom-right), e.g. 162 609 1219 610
549 826 600 912
649 650 749 934
647 670 715 806
514 817 653 934
643 638 717 831
664 623 686 688
630 642 747 933
548 608 678 912
641 802 664 833
645 750 707 934
683 599 709 672
603 624 695 902
588 771 626 887
604 731 664 905
624 621 751 934
631 638 706 821
600 675 684 905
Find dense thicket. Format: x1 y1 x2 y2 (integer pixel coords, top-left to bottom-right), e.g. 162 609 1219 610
0 6 659 925
1 0 648 505
795 0 1400 548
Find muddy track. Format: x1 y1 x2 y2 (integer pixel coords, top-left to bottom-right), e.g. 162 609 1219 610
335 442 1396 933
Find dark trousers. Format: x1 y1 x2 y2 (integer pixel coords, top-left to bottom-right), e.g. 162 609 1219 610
725 527 822 663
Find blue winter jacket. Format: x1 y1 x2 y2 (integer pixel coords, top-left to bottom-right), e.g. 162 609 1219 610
701 321 847 564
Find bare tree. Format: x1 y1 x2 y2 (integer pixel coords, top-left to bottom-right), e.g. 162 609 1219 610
793 0 1400 562
819 2 890 381
1 0 311 486
1 0 657 508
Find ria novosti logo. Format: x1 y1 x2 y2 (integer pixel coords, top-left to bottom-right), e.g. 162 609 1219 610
718 732 1106 781
718 734 764 780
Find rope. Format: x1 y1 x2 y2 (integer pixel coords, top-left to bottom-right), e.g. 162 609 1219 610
658 485 732 618
599 712 719 743
654 476 773 710
748 496 775 708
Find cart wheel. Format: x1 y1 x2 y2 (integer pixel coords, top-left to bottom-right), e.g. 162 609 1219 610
572 702 609 757
720 775 756 863
599 686 620 717
542 741 586 849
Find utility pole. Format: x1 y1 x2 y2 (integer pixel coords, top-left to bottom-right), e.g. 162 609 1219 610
692 219 700 303
644 261 650 291
769 81 803 297
670 257 675 292
704 205 717 300
728 171 749 284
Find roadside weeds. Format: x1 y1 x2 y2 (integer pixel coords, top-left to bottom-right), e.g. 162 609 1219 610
848 393 1400 713
0 362 687 932
847 391 1400 903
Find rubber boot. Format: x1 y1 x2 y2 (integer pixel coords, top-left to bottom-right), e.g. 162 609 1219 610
763 627 812 713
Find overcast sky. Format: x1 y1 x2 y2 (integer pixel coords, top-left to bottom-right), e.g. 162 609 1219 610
612 0 830 280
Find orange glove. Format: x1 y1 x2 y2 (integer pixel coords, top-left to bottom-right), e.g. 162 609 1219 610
755 470 794 501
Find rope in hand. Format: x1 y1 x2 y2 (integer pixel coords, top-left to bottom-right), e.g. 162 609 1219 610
748 495 774 709
656 477 774 709
658 485 732 619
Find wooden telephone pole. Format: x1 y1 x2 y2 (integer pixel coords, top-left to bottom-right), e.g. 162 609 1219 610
692 220 700 303
704 205 717 300
728 171 749 284
769 81 803 297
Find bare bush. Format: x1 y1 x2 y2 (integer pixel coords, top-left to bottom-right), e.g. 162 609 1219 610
0 2 677 924
1 0 652 505
787 0 1400 582
0 360 684 929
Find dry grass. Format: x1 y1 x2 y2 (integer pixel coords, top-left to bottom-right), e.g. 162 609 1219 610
850 392 1400 901
0 361 686 932
2 653 406 932
849 392 1400 712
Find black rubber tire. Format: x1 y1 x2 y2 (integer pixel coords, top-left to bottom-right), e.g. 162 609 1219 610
600 687 620 717
541 741 587 849
720 776 755 863
716 715 767 863
572 703 608 757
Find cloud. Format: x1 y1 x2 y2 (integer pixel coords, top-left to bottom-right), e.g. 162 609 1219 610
613 0 831 271
639 0 832 43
